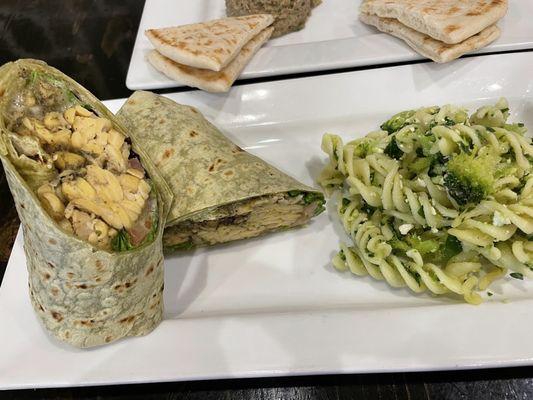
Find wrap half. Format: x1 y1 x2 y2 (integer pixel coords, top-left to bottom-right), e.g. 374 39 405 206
117 91 325 250
0 60 173 348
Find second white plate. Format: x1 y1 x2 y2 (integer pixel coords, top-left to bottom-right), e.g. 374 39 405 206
126 0 533 90
2 52 533 390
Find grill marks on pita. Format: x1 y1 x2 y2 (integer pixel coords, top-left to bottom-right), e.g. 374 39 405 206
359 0 508 63
147 27 273 93
359 14 500 64
145 15 274 91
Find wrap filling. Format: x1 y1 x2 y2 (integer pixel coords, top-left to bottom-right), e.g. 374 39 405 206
164 191 324 249
4 70 157 251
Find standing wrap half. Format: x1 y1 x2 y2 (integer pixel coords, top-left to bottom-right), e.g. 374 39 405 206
117 91 325 250
0 60 173 348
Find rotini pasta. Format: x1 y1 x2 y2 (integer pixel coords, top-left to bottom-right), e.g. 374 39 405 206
319 98 533 304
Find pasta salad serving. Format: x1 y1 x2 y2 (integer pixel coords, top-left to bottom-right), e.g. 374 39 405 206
319 98 533 304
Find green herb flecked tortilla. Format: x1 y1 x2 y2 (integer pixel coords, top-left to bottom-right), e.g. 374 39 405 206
117 91 324 250
0 59 173 348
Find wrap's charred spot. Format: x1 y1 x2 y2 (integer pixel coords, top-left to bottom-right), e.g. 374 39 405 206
163 191 325 249
5 69 157 251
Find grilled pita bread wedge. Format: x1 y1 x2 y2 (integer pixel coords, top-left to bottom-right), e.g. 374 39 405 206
147 27 273 93
360 13 500 63
360 0 507 44
145 14 274 71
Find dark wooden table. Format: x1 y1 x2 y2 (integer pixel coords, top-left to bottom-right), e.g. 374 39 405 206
1 1 533 399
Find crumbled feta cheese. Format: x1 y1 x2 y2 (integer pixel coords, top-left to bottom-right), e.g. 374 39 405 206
431 227 439 234
416 177 426 187
430 206 437 216
399 223 414 235
492 210 511 227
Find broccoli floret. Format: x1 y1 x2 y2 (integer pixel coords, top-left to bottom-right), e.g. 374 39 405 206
388 232 440 256
406 235 440 255
353 134 388 158
495 163 518 179
417 133 435 156
408 157 432 174
389 237 409 253
390 232 463 262
428 153 447 177
380 110 415 134
444 173 485 206
384 136 403 160
410 152 446 177
354 141 372 157
443 151 498 206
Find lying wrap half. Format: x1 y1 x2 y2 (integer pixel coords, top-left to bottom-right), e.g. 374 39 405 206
117 91 325 250
0 60 173 348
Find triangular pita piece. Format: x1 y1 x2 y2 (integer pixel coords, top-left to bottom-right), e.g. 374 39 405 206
147 27 273 93
360 0 507 44
145 14 274 72
360 13 500 63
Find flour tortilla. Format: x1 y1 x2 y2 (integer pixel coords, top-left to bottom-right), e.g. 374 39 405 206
0 59 173 348
359 0 507 44
117 91 324 250
147 27 273 93
145 14 273 71
360 13 500 63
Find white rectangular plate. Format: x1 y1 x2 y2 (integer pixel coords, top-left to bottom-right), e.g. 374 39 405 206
126 0 533 90
2 52 533 390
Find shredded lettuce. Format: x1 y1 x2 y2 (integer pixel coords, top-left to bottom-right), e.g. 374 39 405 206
111 191 159 252
166 241 195 251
